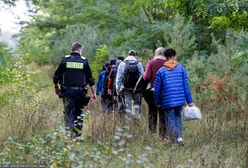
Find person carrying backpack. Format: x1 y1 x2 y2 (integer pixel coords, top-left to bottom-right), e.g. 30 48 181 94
107 56 124 112
102 59 117 112
116 50 144 118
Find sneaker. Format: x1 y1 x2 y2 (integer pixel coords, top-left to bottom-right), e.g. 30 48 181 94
177 138 184 146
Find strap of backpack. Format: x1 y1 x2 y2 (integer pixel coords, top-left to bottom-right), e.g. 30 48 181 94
124 60 138 65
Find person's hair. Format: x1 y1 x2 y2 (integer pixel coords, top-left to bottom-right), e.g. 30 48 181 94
109 59 116 66
105 63 109 67
164 48 176 58
128 50 138 56
71 42 83 52
155 47 165 57
117 56 125 61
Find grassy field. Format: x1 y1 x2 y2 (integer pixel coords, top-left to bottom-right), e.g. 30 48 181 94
0 68 247 168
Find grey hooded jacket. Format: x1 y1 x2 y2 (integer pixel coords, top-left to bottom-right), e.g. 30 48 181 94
116 56 144 93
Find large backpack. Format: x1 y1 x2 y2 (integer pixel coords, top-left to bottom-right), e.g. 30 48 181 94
123 60 140 89
103 66 113 100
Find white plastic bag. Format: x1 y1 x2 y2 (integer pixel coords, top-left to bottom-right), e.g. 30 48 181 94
184 106 202 121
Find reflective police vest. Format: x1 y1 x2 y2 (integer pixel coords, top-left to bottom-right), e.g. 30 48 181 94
62 54 87 87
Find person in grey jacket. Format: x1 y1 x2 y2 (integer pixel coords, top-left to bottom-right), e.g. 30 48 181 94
116 50 144 118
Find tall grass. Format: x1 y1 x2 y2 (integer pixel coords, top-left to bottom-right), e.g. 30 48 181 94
0 65 247 167
0 64 63 143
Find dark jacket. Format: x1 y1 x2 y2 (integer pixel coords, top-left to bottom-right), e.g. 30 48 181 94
133 75 149 95
53 52 94 87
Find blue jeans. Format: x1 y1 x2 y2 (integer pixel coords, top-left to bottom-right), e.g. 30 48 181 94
162 106 183 142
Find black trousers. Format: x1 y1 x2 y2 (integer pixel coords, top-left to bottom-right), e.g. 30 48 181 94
62 89 86 137
145 90 166 138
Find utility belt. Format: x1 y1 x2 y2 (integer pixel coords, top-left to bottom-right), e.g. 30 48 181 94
60 85 90 106
61 85 87 91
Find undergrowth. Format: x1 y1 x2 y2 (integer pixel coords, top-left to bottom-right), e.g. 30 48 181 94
0 53 248 167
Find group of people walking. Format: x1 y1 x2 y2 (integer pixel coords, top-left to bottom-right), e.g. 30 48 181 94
96 50 144 118
53 42 194 144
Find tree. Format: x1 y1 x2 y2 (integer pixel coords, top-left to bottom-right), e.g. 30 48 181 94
1 0 16 6
17 0 248 66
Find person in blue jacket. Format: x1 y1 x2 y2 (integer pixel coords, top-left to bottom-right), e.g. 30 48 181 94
154 48 194 144
96 63 109 112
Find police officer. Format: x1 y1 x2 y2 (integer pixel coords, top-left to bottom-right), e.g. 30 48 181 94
53 42 96 138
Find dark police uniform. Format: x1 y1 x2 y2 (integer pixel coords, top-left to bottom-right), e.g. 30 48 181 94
53 52 94 137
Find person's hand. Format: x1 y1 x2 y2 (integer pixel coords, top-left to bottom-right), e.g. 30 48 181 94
55 87 60 95
108 89 112 95
91 93 97 101
113 96 117 101
89 86 97 101
117 92 120 96
188 102 194 107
